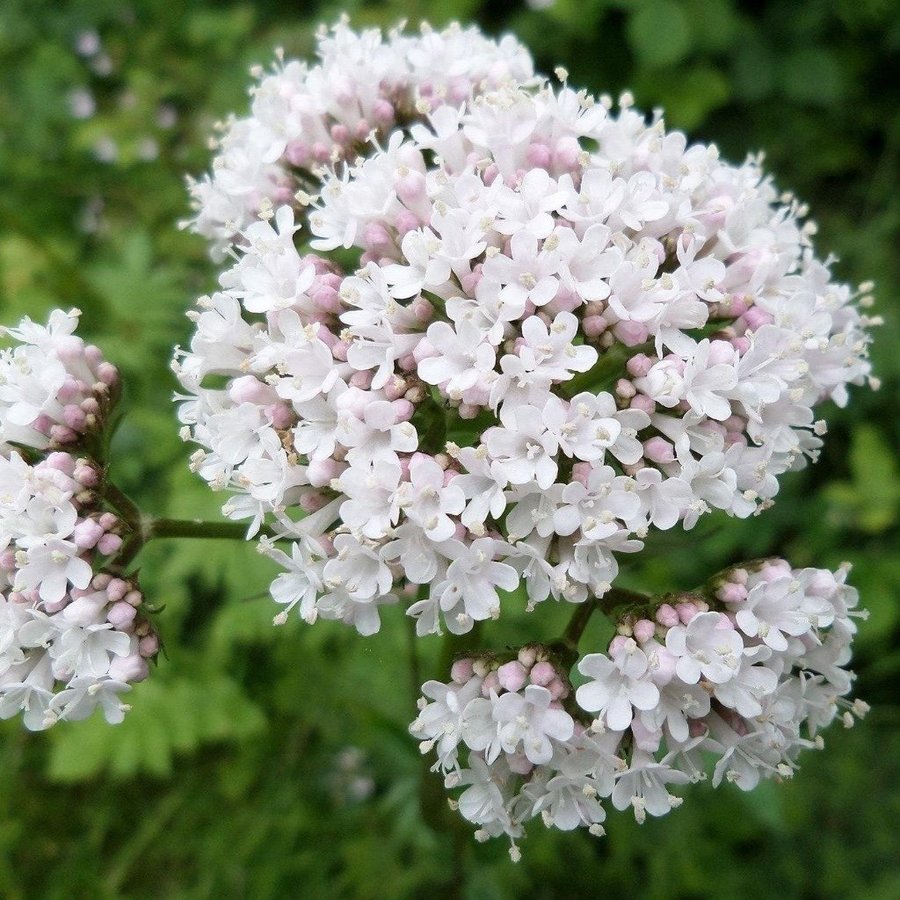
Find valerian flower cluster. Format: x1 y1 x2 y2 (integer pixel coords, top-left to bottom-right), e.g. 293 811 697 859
412 560 867 856
0 311 158 729
0 19 875 854
177 21 873 637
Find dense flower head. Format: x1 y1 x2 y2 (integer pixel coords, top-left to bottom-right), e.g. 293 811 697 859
412 560 866 851
0 450 158 730
177 26 874 636
0 310 155 729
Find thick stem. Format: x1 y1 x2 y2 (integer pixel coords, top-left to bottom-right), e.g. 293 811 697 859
147 518 255 541
103 481 144 529
559 586 650 656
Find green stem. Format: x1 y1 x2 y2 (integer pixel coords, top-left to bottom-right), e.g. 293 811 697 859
103 481 144 529
558 586 650 656
146 518 256 541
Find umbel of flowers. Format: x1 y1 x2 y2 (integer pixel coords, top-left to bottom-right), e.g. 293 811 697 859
0 310 159 729
175 19 877 854
178 23 875 637
412 560 867 854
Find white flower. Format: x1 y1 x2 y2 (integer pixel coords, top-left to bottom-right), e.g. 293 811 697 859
576 640 661 731
611 750 690 823
493 684 574 764
665 612 744 684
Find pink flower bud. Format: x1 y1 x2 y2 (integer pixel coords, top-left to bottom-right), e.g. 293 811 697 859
107 601 137 629
109 653 150 683
553 136 581 170
73 463 99 487
411 298 433 322
517 646 537 669
451 658 474 684
718 582 748 604
630 394 656 414
615 378 636 399
675 601 699 624
633 618 656 643
97 533 122 555
330 123 350 145
299 490 327 512
392 399 414 423
526 142 552 169
656 603 680 628
96 361 118 386
372 98 394 126
742 306 773 331
50 424 77 444
44 452 76 474
228 375 272 405
361 222 392 253
396 170 426 205
394 209 421 236
105 578 127 601
497 660 528 693
481 672 500 697
529 661 556 687
72 519 104 550
626 353 653 377
616 321 649 346
459 266 482 294
547 677 568 700
707 340 736 366
581 316 609 337
307 457 343 487
570 462 592 485
349 371 373 390
138 633 159 658
643 436 675 464
284 141 311 167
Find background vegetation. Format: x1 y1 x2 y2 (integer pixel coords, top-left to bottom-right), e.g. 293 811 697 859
0 0 898 896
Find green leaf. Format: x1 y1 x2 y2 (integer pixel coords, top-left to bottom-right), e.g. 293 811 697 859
47 669 266 782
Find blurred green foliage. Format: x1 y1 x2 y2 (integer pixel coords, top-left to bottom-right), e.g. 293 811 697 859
0 0 898 896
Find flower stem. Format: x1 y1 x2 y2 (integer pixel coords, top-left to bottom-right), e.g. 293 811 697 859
103 481 144 529
146 518 255 541
558 586 650 656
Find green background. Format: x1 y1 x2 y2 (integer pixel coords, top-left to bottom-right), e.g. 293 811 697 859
0 0 898 896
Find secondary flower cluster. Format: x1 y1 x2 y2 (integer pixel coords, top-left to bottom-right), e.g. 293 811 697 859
1 308 119 454
186 18 534 255
412 559 866 852
177 23 874 636
0 311 157 729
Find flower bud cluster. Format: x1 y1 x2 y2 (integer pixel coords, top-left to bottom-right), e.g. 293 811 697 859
412 560 865 851
1 310 154 729
0 451 158 729
186 19 535 255
1 308 119 453
178 29 873 637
